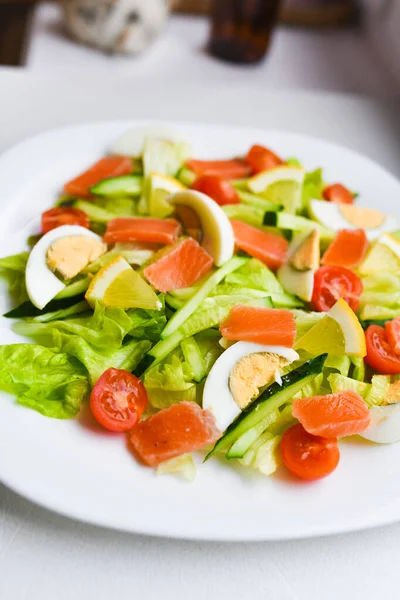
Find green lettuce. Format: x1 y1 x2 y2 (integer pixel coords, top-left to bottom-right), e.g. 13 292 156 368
128 301 167 342
52 332 151 384
14 302 133 350
0 252 29 303
0 344 88 418
239 431 281 476
328 372 370 401
144 351 196 409
302 168 324 207
222 204 266 227
225 258 284 294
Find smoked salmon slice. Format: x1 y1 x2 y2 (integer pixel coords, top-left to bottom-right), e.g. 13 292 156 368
104 218 181 245
220 305 296 348
230 219 288 270
322 229 368 269
64 156 132 198
186 159 251 180
292 390 371 438
144 237 213 293
130 401 221 467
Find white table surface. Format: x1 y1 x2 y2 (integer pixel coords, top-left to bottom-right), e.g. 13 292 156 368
1 8 400 600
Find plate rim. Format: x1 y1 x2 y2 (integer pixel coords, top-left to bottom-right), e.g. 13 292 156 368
1 118 400 542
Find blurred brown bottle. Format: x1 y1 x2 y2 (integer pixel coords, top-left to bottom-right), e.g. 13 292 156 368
209 0 281 64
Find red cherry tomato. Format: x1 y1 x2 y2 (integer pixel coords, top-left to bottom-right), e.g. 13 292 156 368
312 265 363 312
42 207 90 234
90 368 148 432
385 317 400 355
191 174 240 206
280 423 340 481
365 325 400 375
322 184 354 204
245 144 284 174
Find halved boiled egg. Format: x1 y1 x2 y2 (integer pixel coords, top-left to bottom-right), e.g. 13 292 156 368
202 342 299 431
309 199 397 241
359 403 400 444
26 225 106 309
168 190 235 266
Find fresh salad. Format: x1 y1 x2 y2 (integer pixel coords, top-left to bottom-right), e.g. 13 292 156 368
1 124 400 483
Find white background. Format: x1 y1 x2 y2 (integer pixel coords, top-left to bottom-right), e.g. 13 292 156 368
1 4 400 599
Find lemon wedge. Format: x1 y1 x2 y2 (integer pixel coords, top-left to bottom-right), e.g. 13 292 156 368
148 172 186 218
247 166 305 214
86 255 162 310
359 233 400 275
168 190 234 266
295 298 366 357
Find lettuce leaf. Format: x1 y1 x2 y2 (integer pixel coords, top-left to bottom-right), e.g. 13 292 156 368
0 344 88 418
52 331 151 384
302 168 324 207
156 454 196 481
128 301 167 342
239 431 281 476
328 373 370 400
14 302 133 350
225 258 284 294
144 351 196 409
0 252 29 303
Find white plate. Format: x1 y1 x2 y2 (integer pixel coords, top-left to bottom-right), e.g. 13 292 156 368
0 119 400 542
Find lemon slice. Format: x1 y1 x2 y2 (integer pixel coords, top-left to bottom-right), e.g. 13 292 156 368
359 233 400 275
295 298 366 357
149 172 186 218
86 255 162 310
247 166 305 214
168 190 234 266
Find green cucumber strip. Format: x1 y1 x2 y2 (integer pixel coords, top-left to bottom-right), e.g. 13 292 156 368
206 354 327 460
237 190 282 212
3 294 86 319
90 175 143 196
55 277 91 299
181 337 206 383
161 257 247 339
231 179 249 190
222 204 265 227
226 410 280 459
263 211 333 240
178 168 196 186
74 200 116 223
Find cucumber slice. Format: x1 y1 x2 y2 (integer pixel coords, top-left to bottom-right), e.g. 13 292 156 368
90 175 143 196
222 204 265 227
3 295 86 319
226 410 280 459
55 277 91 299
206 354 327 460
181 337 206 383
178 168 196 186
237 190 282 212
264 212 333 241
161 257 247 339
74 200 116 223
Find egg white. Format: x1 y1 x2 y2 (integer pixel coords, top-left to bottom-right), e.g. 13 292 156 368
309 199 397 241
25 225 104 310
359 404 400 444
202 342 299 432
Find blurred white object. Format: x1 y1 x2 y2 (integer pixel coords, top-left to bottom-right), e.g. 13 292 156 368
62 0 170 54
361 0 400 92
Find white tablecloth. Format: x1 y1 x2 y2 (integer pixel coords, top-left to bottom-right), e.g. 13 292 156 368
1 6 400 599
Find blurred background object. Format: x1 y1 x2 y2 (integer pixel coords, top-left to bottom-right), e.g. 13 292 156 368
62 0 170 54
208 0 281 64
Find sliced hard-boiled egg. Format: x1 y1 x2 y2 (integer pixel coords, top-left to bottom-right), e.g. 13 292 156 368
309 199 397 240
111 125 185 157
203 342 299 431
26 225 106 309
278 229 320 302
168 190 235 266
359 404 400 444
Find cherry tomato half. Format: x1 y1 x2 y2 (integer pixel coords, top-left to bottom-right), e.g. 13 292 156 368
42 207 90 234
191 174 240 206
385 317 400 356
280 423 340 481
365 325 400 375
312 265 363 312
245 144 284 174
90 368 148 432
322 184 354 204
